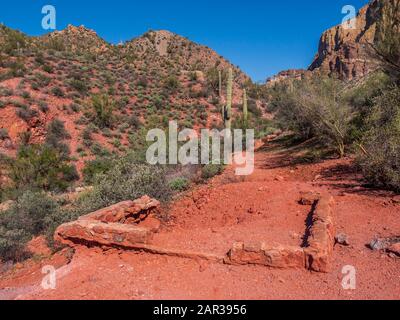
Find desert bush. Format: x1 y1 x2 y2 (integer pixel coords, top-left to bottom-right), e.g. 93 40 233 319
357 85 400 192
8 59 26 77
169 177 190 192
51 86 64 97
0 191 61 261
0 128 9 140
16 106 38 122
78 155 172 213
374 0 400 73
206 67 227 96
69 79 88 95
47 119 71 140
38 101 49 113
45 119 72 159
82 156 114 184
0 26 28 55
90 94 115 128
201 164 225 180
42 64 53 74
8 144 79 193
0 226 30 262
163 75 180 93
269 76 353 157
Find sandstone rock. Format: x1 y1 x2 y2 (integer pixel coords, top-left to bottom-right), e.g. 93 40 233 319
26 236 52 256
369 237 400 251
225 242 305 269
55 196 161 249
335 233 350 246
369 238 392 251
387 243 400 257
266 69 311 87
304 196 335 273
299 192 320 205
313 175 322 181
391 196 400 205
55 220 153 248
139 216 161 233
309 0 382 80
79 196 160 223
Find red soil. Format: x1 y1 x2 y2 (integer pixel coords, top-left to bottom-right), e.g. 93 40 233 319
0 141 399 300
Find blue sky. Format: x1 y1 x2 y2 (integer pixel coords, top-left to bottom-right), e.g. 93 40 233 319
1 0 368 81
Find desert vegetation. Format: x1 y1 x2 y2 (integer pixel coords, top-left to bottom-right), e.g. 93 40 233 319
265 0 399 191
0 1 398 274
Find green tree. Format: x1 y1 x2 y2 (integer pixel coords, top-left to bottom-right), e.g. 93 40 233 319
91 94 115 128
374 0 400 73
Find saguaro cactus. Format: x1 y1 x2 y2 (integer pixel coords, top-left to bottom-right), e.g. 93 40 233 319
224 67 233 130
243 88 248 126
218 70 222 99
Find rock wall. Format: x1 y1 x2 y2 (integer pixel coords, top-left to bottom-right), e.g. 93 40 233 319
309 0 382 80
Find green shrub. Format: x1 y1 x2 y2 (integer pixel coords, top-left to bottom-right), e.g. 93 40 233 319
269 76 352 157
0 128 9 140
51 86 64 97
163 75 180 93
70 79 88 95
357 85 400 192
16 106 38 122
82 157 114 184
0 191 61 261
201 164 225 180
42 64 53 73
90 93 115 128
169 177 190 192
47 119 71 140
38 101 49 113
9 144 79 193
78 156 172 213
0 227 30 262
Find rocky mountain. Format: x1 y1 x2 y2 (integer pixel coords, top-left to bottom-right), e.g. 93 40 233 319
37 25 110 54
266 69 311 87
266 0 387 85
309 0 382 80
0 24 252 172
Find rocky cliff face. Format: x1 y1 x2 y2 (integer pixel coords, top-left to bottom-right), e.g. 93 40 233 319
266 69 312 87
309 0 381 80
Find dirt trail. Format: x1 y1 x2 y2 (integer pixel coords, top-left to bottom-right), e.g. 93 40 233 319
1 140 399 300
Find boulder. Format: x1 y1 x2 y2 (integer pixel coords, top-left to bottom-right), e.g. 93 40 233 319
335 233 350 246
388 243 400 257
55 220 153 248
54 195 161 249
299 192 320 205
225 242 305 269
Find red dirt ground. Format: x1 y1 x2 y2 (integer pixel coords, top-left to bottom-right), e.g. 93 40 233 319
0 141 399 300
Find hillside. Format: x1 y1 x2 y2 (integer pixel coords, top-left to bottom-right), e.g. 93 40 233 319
0 24 252 172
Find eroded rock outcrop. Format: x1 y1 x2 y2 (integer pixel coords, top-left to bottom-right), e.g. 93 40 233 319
55 196 161 248
309 0 381 80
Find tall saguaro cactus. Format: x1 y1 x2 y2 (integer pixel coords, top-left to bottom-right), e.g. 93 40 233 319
224 67 233 130
243 88 248 126
218 70 222 99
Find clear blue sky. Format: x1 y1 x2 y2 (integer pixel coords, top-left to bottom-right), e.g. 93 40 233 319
1 0 368 82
